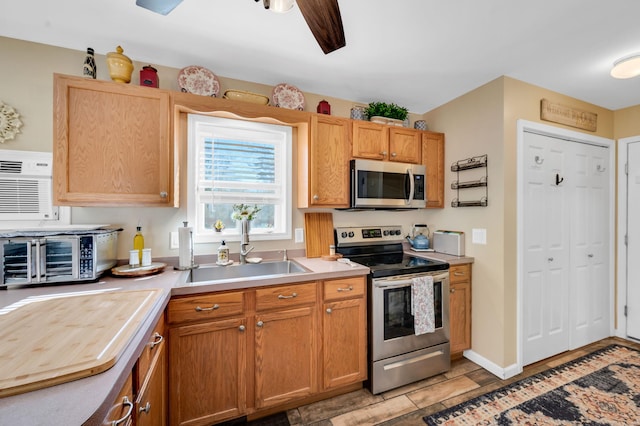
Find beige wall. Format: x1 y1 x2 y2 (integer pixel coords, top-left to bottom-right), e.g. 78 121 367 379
0 36 434 260
613 104 640 139
425 76 615 368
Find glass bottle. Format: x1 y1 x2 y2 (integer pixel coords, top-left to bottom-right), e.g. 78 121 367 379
83 47 96 79
133 226 145 264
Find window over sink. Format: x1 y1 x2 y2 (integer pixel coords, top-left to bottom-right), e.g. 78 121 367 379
187 114 292 243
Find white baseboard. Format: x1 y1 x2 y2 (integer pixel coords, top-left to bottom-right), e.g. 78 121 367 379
463 349 522 380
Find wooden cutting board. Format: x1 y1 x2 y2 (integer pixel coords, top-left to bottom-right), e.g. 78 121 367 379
0 288 163 397
304 212 334 258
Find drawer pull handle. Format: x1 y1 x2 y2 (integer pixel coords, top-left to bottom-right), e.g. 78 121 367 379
337 286 354 292
278 292 297 299
454 272 465 276
139 402 151 414
195 304 220 312
149 332 164 349
111 396 133 426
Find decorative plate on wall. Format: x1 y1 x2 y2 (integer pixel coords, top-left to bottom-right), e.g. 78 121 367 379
271 83 305 110
0 101 22 143
177 66 220 97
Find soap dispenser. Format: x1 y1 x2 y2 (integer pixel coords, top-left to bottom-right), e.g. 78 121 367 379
217 240 230 265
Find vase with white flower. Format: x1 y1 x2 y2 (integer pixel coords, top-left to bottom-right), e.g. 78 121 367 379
232 204 262 233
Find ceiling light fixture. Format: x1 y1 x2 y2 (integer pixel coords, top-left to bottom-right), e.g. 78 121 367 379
257 0 295 13
611 54 640 79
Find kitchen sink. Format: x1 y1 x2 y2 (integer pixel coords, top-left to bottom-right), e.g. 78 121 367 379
189 260 310 283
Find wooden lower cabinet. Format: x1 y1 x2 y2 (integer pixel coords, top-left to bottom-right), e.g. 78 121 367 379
449 263 472 357
255 306 317 409
169 317 247 426
102 373 134 426
167 277 367 425
136 342 167 426
322 276 367 389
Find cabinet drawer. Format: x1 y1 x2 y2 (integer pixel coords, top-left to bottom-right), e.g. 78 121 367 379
450 264 471 284
102 372 133 426
168 291 244 324
136 314 165 387
323 277 365 301
256 282 317 311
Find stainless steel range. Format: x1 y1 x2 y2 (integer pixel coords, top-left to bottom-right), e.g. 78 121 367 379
335 225 450 394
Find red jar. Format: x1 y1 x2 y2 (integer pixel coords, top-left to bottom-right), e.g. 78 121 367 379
140 65 159 88
317 100 331 115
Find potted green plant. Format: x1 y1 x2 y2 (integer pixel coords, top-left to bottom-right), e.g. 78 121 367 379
364 102 409 123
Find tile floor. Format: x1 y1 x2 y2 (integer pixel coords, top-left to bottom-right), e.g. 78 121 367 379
284 337 640 425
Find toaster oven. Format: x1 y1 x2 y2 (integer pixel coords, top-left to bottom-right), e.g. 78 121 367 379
0 229 119 287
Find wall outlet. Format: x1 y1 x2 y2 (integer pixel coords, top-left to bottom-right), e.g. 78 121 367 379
295 228 304 243
472 228 487 245
170 231 179 249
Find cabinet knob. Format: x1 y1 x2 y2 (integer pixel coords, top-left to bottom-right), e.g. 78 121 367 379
326 308 332 314
380 151 388 157
313 194 319 201
239 325 246 332
139 402 151 415
450 288 455 293
391 152 397 157
257 320 264 327
160 191 168 198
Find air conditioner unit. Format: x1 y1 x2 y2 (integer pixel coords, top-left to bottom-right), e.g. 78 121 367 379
0 150 59 221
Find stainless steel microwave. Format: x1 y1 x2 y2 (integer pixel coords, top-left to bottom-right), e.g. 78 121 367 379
0 229 119 287
349 159 426 209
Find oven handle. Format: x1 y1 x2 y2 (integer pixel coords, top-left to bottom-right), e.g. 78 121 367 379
405 168 415 206
373 272 449 289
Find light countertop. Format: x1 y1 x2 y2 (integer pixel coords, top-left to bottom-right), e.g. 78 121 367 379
0 257 369 426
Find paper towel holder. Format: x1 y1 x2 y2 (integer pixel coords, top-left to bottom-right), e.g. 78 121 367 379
174 221 199 270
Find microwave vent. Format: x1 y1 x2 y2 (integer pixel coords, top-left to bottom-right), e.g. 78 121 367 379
0 150 58 221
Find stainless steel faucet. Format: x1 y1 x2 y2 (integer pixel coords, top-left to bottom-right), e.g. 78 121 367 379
239 219 254 264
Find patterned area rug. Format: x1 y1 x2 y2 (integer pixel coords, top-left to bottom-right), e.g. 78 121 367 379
424 344 640 425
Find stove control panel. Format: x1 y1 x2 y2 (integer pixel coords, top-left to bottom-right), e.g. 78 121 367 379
335 226 404 245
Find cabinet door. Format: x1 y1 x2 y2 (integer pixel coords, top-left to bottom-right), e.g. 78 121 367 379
169 318 247 426
301 115 351 208
352 121 388 160
323 298 367 389
254 306 317 409
422 132 445 208
389 128 422 164
136 341 167 426
102 373 134 426
53 74 173 206
449 264 472 356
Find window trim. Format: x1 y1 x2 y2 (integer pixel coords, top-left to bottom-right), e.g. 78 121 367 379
187 114 292 244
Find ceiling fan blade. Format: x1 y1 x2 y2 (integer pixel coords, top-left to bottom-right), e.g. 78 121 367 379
136 0 183 15
296 0 346 54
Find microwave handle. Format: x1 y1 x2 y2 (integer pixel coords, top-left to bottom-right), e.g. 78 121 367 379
406 168 415 205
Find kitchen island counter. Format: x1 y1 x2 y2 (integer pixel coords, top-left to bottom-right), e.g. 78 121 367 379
0 257 368 426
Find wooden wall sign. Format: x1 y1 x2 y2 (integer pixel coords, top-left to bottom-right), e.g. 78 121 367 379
540 99 597 132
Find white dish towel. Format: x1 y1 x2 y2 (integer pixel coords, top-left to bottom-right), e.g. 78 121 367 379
411 275 435 335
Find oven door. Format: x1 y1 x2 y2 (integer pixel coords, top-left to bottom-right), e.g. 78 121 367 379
371 271 449 361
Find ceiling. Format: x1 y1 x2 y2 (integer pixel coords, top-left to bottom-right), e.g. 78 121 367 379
2 0 640 113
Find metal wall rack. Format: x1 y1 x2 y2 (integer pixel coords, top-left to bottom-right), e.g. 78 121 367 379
451 154 488 207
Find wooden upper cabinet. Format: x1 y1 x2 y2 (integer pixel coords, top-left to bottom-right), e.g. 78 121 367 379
53 74 174 206
352 122 421 164
389 127 422 163
299 115 351 208
352 121 388 161
422 131 445 208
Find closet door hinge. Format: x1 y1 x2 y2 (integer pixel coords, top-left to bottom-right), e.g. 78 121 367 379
625 234 628 246
625 163 628 175
625 305 628 317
